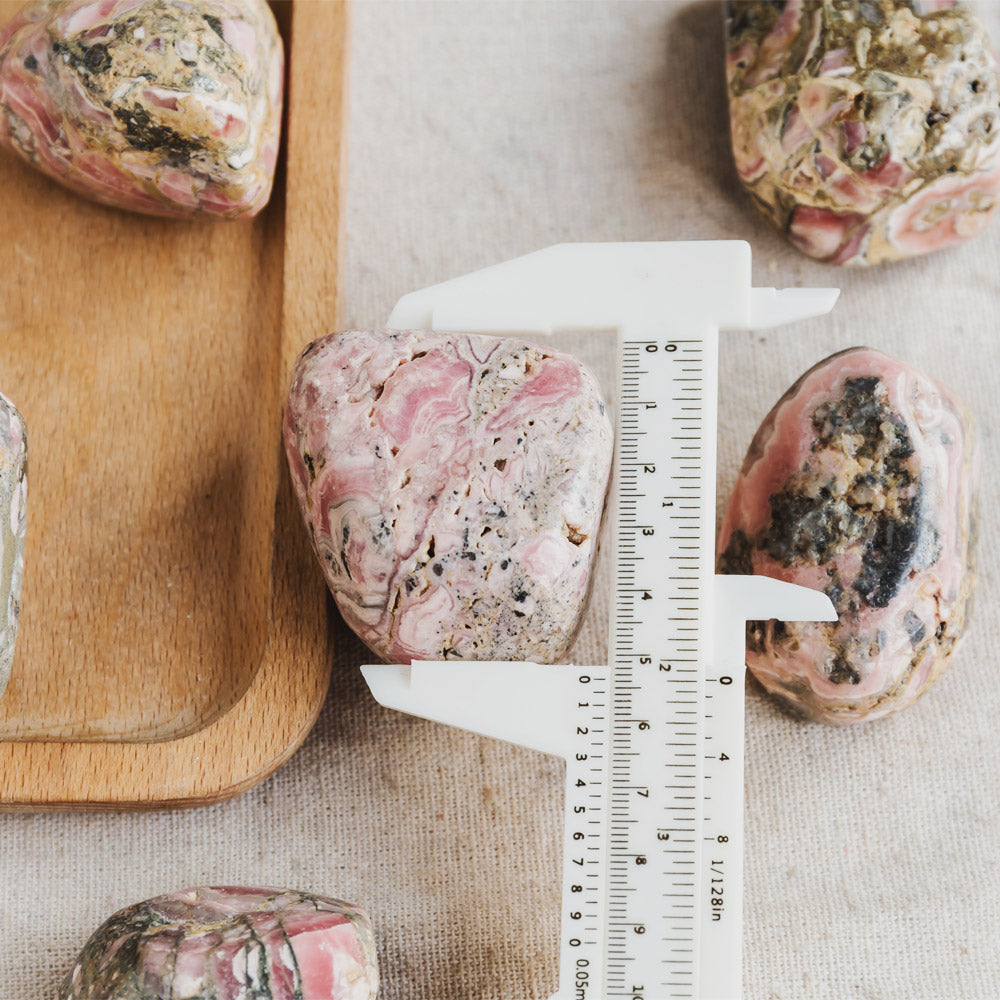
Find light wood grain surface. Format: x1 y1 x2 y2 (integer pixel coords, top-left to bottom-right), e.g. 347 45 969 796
0 0 346 807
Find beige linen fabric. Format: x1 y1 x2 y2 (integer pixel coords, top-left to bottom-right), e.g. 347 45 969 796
2 2 1000 998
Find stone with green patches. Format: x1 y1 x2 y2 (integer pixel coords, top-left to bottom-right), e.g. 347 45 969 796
727 0 1000 264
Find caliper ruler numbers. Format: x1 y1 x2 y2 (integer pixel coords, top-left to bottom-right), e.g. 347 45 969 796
362 242 839 1000
603 330 720 1000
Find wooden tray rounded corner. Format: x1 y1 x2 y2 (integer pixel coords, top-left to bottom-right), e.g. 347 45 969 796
0 0 348 809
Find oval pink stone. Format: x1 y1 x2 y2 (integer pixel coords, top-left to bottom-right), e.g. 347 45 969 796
284 330 614 664
0 0 283 218
718 348 977 724
62 887 379 1000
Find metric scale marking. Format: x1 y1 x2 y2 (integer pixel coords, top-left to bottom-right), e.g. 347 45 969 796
362 242 840 1000
609 334 717 1000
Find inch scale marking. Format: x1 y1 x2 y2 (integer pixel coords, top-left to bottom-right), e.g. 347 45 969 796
611 336 714 1000
362 243 839 1000
598 332 744 1000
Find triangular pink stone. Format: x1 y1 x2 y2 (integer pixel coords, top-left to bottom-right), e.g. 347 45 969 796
284 330 614 665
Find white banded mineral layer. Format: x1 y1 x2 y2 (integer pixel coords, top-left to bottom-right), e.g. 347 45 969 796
0 390 26 701
284 330 614 664
62 886 379 1000
0 0 283 218
718 348 976 724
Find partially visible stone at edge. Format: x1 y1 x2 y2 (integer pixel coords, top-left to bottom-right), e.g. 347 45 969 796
0 391 26 701
62 886 380 1000
0 0 283 219
717 348 977 724
726 0 1000 264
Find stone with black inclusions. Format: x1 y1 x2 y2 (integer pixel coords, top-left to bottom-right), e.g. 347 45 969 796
717 347 977 723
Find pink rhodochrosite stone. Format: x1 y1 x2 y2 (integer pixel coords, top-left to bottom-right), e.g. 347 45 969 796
718 348 976 724
0 390 27 702
284 330 614 664
0 0 283 218
62 887 379 1000
726 1 1000 264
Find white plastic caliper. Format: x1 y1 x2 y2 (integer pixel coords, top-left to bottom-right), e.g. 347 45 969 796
362 242 839 1000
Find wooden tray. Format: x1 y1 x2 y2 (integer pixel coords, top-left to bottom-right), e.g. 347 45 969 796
0 0 346 808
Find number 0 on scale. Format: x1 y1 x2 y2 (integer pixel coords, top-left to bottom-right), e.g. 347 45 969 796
362 242 840 1000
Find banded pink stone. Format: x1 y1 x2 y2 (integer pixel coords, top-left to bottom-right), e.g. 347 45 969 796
0 390 26 701
0 0 283 218
718 348 976 724
62 887 379 1000
284 330 614 664
727 0 1000 264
